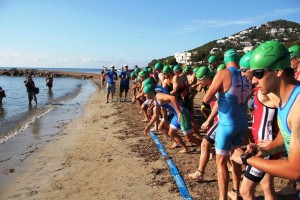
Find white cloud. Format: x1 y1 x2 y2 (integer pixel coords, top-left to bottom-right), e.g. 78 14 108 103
0 52 148 69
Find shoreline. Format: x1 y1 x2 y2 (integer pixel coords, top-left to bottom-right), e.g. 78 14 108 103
0 78 180 200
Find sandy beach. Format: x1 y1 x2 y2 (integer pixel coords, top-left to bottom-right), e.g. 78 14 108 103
0 76 299 200
0 78 180 200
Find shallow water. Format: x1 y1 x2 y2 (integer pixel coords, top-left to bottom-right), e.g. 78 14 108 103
0 76 89 144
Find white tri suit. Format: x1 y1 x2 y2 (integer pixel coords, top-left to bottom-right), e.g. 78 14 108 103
215 67 252 155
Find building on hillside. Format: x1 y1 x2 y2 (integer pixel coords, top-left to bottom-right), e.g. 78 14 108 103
243 46 254 53
174 52 192 65
209 48 222 55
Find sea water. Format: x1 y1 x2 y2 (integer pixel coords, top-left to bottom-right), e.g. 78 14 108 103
0 76 94 144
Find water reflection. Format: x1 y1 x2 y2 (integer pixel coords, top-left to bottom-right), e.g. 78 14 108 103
0 105 5 119
31 119 41 140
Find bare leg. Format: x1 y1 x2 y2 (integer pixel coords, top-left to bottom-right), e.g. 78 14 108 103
228 153 242 200
185 132 202 146
188 139 212 180
168 128 189 153
239 176 257 200
216 154 229 200
260 174 277 200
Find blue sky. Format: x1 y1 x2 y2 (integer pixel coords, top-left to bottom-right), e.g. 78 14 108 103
0 0 299 69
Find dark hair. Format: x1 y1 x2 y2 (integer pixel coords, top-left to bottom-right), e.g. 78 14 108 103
283 68 295 78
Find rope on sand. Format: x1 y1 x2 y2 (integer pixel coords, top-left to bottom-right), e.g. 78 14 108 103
150 131 193 200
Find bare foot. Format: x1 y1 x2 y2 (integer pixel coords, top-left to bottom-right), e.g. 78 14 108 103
187 170 204 181
170 142 179 149
177 149 190 154
228 189 239 200
141 118 148 122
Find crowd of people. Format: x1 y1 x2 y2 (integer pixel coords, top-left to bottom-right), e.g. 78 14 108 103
102 41 300 199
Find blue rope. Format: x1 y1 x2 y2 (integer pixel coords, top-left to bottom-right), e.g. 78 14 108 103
150 131 193 200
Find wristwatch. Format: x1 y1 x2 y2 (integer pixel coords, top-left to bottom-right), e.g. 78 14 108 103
240 152 253 165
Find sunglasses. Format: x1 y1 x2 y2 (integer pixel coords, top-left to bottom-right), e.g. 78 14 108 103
240 68 248 73
252 52 290 79
252 69 266 79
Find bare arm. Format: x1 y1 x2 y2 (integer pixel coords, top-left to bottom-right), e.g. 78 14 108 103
233 96 300 180
170 75 179 95
203 70 224 103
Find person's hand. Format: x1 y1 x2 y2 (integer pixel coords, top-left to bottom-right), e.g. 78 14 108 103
257 140 272 149
201 120 211 130
230 148 245 165
243 143 266 157
143 126 150 135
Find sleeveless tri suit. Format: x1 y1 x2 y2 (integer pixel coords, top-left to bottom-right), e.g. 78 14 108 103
215 67 252 155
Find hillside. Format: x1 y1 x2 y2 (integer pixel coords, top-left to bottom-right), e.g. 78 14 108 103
149 20 300 66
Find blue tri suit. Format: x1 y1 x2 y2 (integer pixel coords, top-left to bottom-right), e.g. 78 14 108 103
215 67 252 155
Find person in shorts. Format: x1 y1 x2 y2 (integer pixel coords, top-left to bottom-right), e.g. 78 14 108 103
104 65 118 103
119 64 130 102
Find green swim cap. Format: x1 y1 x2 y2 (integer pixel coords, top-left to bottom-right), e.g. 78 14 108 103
224 49 239 64
239 51 252 69
130 72 136 77
250 41 290 70
138 70 147 77
193 66 200 73
208 55 218 63
289 45 300 58
137 77 141 82
183 66 192 73
173 65 181 72
134 68 141 73
154 62 163 70
148 67 153 73
143 77 154 86
196 66 214 79
162 65 172 74
143 84 155 94
216 64 226 72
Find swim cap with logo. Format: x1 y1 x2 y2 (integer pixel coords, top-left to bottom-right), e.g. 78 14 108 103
239 51 252 69
196 66 214 79
208 55 218 63
216 64 226 72
224 49 239 64
289 45 300 59
143 84 156 94
250 41 290 70
154 62 164 70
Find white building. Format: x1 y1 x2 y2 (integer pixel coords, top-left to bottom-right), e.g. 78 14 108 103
209 48 222 55
174 52 192 64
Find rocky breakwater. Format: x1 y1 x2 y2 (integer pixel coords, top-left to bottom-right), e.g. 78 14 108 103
0 68 99 79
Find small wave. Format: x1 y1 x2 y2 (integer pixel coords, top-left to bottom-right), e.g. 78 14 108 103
0 105 57 145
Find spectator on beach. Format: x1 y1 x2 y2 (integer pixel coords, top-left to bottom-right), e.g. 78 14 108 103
231 41 300 189
46 74 53 90
119 64 131 102
24 76 37 105
100 69 106 88
104 65 118 104
0 87 6 105
204 49 252 200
